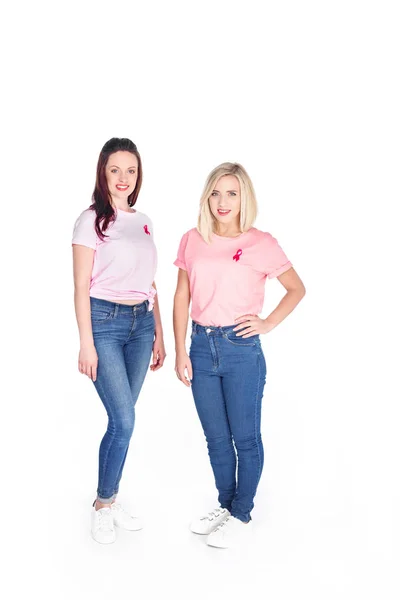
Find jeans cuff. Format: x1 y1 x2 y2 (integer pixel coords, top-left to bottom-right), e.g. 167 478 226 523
97 493 115 503
230 512 252 523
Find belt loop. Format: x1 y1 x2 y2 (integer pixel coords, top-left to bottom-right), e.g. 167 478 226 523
113 303 119 318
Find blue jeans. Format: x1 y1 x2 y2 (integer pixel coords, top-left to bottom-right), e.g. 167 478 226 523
90 297 155 503
189 322 267 523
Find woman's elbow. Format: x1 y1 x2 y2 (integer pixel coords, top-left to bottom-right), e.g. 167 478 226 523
174 290 190 306
74 279 91 294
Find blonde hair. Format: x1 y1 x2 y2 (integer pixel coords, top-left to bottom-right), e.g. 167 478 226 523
197 162 258 243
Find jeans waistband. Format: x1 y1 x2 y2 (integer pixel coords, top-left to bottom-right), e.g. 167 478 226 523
90 296 150 316
191 320 241 336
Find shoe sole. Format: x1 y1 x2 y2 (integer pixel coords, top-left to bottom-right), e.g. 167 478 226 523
207 540 228 549
114 522 143 531
91 532 116 544
190 527 211 535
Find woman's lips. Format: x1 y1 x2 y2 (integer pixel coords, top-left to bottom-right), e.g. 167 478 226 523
116 185 129 191
217 209 231 216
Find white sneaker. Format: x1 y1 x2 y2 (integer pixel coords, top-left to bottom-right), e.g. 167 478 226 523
206 515 252 549
110 502 143 531
190 507 231 535
91 506 116 544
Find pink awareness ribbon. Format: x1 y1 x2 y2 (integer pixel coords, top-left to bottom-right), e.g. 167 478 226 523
233 249 243 262
144 224 150 235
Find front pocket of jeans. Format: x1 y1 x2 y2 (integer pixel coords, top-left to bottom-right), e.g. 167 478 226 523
91 309 113 323
223 333 257 347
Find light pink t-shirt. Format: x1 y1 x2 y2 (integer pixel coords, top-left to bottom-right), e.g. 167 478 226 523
174 227 292 326
72 207 157 306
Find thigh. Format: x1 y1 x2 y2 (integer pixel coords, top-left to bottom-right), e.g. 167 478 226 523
123 308 154 401
94 342 134 423
191 372 232 440
190 334 231 440
220 341 267 441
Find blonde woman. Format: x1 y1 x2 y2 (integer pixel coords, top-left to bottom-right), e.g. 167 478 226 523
173 163 305 549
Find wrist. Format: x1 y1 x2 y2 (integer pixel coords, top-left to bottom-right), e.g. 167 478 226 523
262 319 276 334
80 338 95 349
175 346 188 356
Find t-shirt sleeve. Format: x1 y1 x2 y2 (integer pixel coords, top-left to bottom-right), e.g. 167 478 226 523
72 209 97 250
148 217 155 239
263 232 293 278
173 231 189 271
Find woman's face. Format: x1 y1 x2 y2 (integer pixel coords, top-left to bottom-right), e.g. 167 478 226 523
105 151 139 203
209 175 241 226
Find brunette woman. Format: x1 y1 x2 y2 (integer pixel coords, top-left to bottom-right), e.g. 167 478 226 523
72 138 166 544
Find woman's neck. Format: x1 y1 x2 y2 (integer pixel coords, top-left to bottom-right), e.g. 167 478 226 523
215 223 242 238
111 198 132 212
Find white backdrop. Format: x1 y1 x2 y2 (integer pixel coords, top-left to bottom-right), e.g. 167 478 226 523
2 1 399 599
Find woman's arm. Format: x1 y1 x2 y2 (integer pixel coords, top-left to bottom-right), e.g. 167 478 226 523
173 268 193 386
72 244 98 380
263 267 306 329
234 267 306 337
150 281 166 371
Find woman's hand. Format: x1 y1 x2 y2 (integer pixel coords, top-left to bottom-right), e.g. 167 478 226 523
233 314 276 338
175 351 193 387
79 344 98 381
150 333 166 371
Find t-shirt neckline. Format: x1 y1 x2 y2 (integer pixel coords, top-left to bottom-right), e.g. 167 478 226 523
212 228 253 241
117 207 137 215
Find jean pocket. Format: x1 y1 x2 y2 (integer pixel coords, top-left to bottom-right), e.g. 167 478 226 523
91 308 114 323
222 332 258 347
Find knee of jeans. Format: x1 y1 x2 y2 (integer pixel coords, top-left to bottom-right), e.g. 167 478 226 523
109 416 135 441
234 433 262 452
206 435 234 452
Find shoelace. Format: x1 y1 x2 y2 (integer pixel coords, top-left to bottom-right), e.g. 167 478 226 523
213 516 232 532
201 508 226 522
111 503 136 520
97 508 114 531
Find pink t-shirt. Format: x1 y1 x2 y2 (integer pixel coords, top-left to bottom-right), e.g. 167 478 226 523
72 207 157 306
174 227 292 326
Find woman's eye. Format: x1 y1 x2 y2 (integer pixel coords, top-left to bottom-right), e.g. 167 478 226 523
129 170 136 174
111 169 118 173
229 192 237 196
211 192 218 196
